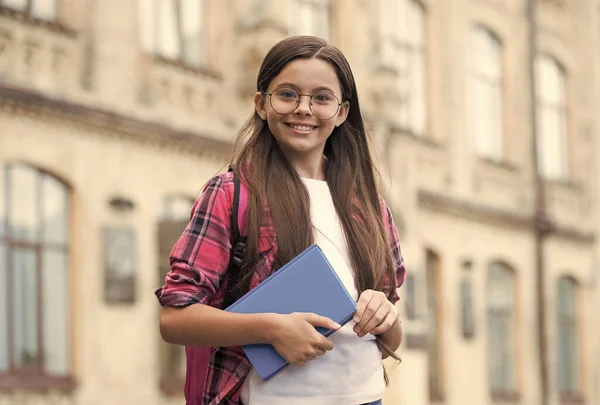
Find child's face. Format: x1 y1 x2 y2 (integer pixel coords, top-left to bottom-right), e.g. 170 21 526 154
255 58 349 163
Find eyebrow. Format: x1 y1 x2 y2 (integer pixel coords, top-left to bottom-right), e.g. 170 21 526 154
274 82 336 94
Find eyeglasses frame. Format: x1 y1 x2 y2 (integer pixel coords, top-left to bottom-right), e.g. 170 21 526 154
261 88 343 120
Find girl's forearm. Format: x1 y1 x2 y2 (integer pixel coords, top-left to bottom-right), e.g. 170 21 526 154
159 304 278 347
379 318 402 359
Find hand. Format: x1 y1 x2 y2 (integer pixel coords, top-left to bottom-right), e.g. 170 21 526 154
267 313 340 365
353 290 398 338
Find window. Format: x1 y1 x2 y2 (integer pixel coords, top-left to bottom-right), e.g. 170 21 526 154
426 249 443 400
380 0 427 137
556 276 580 395
138 0 205 68
486 262 517 395
157 194 194 394
0 0 59 21
535 55 568 179
289 0 331 40
467 26 503 161
0 163 71 385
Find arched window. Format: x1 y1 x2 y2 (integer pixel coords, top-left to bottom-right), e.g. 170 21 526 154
0 163 71 383
556 276 580 395
535 55 568 179
467 25 503 161
486 261 517 395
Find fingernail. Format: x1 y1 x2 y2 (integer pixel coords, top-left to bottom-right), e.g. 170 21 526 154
353 326 360 333
353 316 360 322
333 323 341 329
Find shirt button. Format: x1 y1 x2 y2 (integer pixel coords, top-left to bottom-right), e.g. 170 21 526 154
234 372 240 379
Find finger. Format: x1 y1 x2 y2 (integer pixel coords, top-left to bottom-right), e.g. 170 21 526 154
304 313 341 331
314 348 327 357
354 296 383 333
370 314 398 336
357 305 388 337
353 290 374 324
315 335 334 351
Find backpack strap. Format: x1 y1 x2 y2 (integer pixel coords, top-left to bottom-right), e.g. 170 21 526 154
223 165 248 308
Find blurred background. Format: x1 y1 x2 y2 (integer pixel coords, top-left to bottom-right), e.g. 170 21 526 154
1 0 599 404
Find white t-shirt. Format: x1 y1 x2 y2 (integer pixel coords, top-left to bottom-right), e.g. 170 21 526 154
240 178 384 405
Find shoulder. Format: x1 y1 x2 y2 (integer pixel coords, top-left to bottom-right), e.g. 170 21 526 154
199 171 236 198
191 171 238 214
378 196 393 219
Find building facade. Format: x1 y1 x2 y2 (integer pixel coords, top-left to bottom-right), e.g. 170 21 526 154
0 1 599 405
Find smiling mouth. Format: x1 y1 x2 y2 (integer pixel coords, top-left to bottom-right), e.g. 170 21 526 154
286 123 318 132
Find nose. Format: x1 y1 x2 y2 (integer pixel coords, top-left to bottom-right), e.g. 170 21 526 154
294 94 312 116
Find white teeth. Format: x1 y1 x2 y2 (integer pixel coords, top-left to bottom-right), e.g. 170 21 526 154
289 124 315 131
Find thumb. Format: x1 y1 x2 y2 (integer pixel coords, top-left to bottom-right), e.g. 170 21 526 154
302 313 341 330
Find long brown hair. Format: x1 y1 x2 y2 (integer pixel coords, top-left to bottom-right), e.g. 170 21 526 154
231 36 400 366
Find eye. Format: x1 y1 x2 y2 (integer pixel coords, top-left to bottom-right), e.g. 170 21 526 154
275 89 298 99
313 92 335 103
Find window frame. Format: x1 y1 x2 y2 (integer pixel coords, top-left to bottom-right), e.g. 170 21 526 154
381 0 428 138
289 0 332 41
0 163 74 391
555 276 582 399
139 0 207 71
486 261 520 400
535 54 569 180
467 24 504 162
0 0 62 25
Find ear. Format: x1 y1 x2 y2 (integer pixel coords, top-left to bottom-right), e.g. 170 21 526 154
335 100 350 127
254 92 267 120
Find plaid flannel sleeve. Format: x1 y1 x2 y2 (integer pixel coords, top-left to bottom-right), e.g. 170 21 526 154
380 198 407 304
155 175 233 307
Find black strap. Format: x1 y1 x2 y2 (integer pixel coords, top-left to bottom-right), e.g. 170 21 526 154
223 165 247 308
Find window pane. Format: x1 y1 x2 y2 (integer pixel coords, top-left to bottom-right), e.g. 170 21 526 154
31 0 59 21
470 79 495 157
12 248 39 369
536 56 565 104
0 243 8 371
3 0 27 11
181 0 204 67
408 0 425 47
296 1 314 35
411 52 427 135
138 0 156 53
488 314 503 389
558 278 576 316
157 0 181 60
537 106 566 179
8 165 40 243
487 263 515 391
42 175 68 245
42 248 69 375
292 0 329 39
317 1 330 41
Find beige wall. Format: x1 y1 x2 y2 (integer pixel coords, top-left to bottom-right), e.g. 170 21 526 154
0 0 599 404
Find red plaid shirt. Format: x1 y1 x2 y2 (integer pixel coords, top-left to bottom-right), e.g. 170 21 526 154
155 171 407 405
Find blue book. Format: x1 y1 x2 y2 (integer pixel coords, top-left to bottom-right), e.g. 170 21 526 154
225 244 357 381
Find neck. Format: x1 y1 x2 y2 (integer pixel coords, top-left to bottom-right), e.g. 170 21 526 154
281 148 326 180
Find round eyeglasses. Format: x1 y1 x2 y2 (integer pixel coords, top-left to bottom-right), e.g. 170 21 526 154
262 88 342 120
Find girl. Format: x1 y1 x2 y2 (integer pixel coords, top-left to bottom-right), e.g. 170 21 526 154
156 36 407 405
